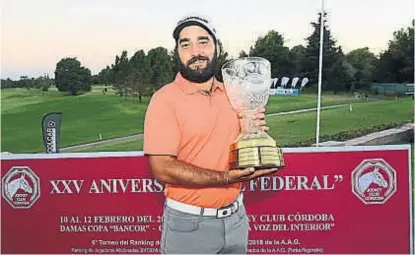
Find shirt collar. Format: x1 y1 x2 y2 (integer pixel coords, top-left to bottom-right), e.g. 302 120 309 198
175 72 225 95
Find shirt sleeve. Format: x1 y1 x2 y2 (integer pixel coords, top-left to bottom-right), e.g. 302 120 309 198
143 91 181 156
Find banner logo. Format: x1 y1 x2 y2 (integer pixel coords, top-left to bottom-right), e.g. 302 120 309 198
2 166 40 209
351 159 397 205
41 112 62 153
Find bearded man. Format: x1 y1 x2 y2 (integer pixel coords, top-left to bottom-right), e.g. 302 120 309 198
143 14 279 254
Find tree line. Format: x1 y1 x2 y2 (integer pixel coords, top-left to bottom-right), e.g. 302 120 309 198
2 13 413 99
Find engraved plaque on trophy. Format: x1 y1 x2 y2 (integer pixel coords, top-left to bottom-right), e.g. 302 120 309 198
221 57 284 170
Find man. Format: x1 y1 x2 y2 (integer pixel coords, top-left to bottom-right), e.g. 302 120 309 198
143 14 280 254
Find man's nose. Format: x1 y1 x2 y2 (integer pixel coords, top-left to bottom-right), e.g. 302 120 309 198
189 44 202 56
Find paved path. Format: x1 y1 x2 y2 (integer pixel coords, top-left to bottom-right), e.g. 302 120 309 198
266 103 349 116
60 133 144 152
60 102 368 152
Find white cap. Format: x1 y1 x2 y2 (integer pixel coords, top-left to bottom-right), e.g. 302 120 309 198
173 14 217 42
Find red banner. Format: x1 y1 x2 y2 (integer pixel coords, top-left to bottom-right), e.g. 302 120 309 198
1 145 413 254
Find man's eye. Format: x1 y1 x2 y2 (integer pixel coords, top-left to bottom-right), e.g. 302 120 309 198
181 43 190 48
199 40 208 44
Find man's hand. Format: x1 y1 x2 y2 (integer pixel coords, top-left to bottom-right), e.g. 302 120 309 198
238 107 269 132
226 167 279 184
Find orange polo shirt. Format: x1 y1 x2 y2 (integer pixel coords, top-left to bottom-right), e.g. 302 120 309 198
143 72 241 208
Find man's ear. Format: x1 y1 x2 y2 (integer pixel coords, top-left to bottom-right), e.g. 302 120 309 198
173 46 180 72
215 40 219 58
174 45 178 57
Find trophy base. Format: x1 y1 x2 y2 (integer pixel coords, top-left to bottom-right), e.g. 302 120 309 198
229 133 285 170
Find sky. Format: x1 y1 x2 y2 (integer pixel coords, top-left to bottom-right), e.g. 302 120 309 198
1 0 414 80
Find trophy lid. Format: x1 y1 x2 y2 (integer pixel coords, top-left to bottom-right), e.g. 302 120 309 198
221 57 272 89
222 57 270 78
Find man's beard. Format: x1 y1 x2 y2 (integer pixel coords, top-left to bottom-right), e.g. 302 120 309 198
178 54 218 83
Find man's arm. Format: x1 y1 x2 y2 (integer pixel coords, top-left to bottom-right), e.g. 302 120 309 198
148 155 227 186
148 155 275 187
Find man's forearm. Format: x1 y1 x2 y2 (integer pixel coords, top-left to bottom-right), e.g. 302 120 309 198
155 158 227 187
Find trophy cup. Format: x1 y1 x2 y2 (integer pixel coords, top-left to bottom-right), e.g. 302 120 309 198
221 57 284 170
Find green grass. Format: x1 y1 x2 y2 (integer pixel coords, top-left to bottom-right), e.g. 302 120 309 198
267 98 413 146
1 88 150 153
265 92 362 113
73 139 144 153
1 87 369 153
72 97 413 152
1 87 68 112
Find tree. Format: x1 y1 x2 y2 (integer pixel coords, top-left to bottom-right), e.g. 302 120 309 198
97 65 114 86
327 57 355 94
238 50 248 58
345 47 377 88
54 58 92 95
289 45 306 76
388 25 414 82
303 12 342 89
112 50 131 100
1 78 16 89
249 30 292 78
129 49 153 102
147 47 174 92
18 76 31 89
373 24 414 83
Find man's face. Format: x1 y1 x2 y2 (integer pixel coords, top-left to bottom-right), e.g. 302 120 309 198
177 25 217 83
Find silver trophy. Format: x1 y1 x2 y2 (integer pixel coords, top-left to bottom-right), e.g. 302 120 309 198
221 57 284 170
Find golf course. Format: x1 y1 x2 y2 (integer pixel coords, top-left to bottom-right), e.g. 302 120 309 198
1 85 413 154
2 2 414 254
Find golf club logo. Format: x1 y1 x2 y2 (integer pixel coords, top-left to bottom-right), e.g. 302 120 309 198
351 159 397 205
2 166 40 209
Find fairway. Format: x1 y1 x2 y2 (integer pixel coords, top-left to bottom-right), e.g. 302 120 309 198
266 98 413 146
266 92 361 113
71 97 414 152
1 87 372 153
2 88 149 153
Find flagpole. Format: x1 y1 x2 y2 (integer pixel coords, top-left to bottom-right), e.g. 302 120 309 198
315 0 325 147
